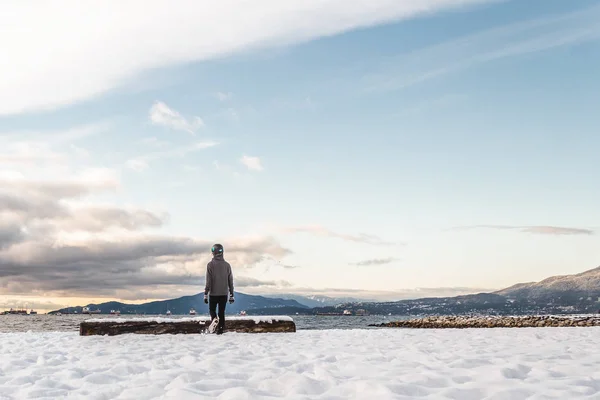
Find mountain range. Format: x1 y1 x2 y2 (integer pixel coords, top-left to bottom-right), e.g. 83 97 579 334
495 266 600 299
50 292 310 315
50 266 600 316
262 294 376 308
311 266 600 316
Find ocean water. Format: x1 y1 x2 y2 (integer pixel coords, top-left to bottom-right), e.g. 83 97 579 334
0 314 402 333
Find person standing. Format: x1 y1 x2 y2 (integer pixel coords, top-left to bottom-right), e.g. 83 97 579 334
203 243 235 334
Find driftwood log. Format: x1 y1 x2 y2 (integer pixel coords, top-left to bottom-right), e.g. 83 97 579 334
80 316 296 336
370 315 600 329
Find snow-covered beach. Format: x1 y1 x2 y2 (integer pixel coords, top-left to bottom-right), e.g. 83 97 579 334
2 327 600 399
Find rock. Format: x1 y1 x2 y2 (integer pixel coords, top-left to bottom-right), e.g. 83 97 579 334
371 315 600 329
79 316 296 336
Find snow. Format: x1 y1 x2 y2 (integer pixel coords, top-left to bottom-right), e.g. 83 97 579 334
2 328 600 399
83 315 294 324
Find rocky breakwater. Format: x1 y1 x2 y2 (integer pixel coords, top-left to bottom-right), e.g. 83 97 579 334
371 315 600 329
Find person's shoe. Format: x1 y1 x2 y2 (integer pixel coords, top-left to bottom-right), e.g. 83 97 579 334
216 327 224 335
207 317 219 334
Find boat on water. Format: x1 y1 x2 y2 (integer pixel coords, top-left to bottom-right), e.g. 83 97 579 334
166 310 171 316
110 310 121 315
82 307 101 314
239 310 247 316
4 308 28 315
343 310 352 316
189 308 196 315
29 309 37 315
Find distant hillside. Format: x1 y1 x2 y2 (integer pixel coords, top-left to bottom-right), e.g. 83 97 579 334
312 266 600 316
49 292 309 315
263 294 375 308
496 266 600 299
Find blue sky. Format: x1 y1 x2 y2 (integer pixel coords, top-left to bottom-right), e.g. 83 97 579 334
1 0 599 309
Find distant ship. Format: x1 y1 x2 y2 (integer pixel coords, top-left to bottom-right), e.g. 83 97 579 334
29 309 37 315
110 310 121 315
5 308 28 315
239 310 247 316
189 308 196 315
82 307 101 314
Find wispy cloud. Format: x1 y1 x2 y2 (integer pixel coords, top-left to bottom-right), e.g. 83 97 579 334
139 137 170 148
350 257 400 266
0 122 111 145
215 92 233 102
70 144 90 159
213 107 240 123
0 0 495 116
451 225 594 235
364 3 600 92
0 141 64 165
0 123 112 181
125 159 149 172
182 164 202 173
125 141 218 171
240 155 264 171
284 225 399 246
271 96 316 111
149 101 204 135
213 160 240 177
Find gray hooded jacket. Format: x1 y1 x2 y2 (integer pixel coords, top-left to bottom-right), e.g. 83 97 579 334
204 255 234 296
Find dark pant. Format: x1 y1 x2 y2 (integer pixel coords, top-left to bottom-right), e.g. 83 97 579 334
209 295 227 331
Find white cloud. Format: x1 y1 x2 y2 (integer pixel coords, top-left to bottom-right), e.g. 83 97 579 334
140 137 170 148
0 0 495 116
0 123 110 175
215 92 233 102
0 123 114 187
0 141 64 165
70 144 90 158
149 101 204 134
240 155 263 171
182 164 202 173
125 159 149 172
0 121 292 301
0 122 110 144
